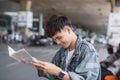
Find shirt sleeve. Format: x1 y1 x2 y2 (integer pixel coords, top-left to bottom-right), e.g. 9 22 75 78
37 69 57 79
68 43 101 80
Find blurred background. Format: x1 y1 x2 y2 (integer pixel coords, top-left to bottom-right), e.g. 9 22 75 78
0 0 120 80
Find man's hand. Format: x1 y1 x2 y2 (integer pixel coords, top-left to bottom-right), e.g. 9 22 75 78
32 60 61 76
32 60 70 80
111 62 116 67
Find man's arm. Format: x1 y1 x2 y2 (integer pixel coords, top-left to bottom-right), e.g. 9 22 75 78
66 41 101 80
32 61 71 80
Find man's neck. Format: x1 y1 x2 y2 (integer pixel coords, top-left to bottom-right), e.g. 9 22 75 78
69 34 77 51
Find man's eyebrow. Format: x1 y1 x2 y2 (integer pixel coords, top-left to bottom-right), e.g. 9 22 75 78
53 36 62 40
54 36 60 39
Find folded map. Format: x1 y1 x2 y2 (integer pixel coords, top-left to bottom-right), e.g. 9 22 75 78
8 46 38 63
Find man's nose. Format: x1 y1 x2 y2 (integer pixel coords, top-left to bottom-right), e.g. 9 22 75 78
55 39 61 45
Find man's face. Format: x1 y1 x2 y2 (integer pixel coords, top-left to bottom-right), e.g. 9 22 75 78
52 27 71 48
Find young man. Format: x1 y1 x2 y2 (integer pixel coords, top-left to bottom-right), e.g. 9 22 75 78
32 15 101 80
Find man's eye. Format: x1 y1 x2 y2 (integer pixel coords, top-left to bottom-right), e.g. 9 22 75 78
53 35 64 41
57 36 62 39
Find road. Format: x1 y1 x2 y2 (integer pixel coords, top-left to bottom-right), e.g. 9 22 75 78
0 43 108 80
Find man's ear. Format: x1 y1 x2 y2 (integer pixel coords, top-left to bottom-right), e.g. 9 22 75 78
65 26 72 34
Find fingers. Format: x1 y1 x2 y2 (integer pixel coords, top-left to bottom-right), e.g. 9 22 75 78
32 60 44 65
32 61 48 74
33 61 45 66
38 60 45 65
32 60 46 69
33 62 44 68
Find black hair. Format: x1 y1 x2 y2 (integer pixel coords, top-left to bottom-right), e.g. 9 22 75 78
107 45 114 54
44 15 71 37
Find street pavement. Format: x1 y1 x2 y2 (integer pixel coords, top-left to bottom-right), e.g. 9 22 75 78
0 43 108 80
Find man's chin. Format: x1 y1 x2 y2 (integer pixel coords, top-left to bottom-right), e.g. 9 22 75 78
61 45 69 48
